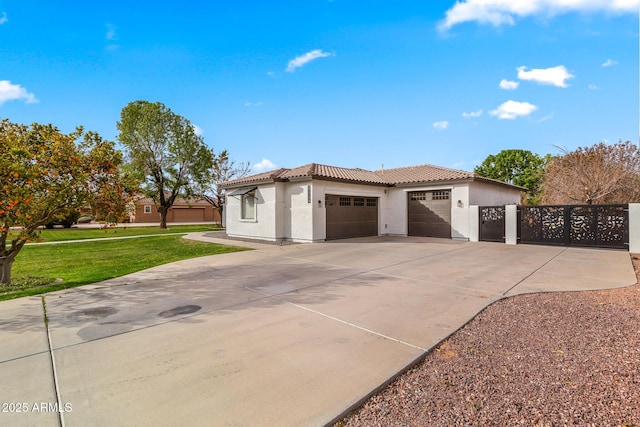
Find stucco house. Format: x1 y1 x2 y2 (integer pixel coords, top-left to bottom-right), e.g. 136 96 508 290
131 197 221 224
220 163 524 243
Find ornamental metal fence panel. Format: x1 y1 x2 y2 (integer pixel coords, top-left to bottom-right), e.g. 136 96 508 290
517 204 628 250
479 206 505 243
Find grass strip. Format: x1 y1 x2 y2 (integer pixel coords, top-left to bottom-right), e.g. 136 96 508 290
1 235 249 301
32 224 222 242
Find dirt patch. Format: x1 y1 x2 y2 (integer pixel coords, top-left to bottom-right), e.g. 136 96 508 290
337 254 640 426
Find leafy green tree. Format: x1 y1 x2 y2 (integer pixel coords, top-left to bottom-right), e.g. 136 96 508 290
541 141 640 204
0 119 130 284
117 101 214 229
199 150 251 220
474 149 548 204
83 131 140 223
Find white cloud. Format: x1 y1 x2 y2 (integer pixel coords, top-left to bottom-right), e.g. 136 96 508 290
602 59 618 67
286 49 333 73
438 0 638 31
588 84 598 90
192 124 203 136
499 79 519 90
536 114 554 123
462 110 483 118
432 121 449 130
0 80 38 105
0 12 7 25
517 65 574 88
253 158 276 172
106 23 117 41
244 101 264 107
490 100 537 120
105 23 120 51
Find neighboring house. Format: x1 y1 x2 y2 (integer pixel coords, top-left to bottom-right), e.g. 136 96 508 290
221 163 524 242
131 198 221 224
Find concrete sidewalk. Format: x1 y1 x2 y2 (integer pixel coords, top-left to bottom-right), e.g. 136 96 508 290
0 236 636 426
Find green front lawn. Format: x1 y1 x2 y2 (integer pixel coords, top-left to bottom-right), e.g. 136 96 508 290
34 224 222 242
1 235 249 301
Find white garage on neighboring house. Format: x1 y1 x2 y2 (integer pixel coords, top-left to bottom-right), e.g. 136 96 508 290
221 163 524 243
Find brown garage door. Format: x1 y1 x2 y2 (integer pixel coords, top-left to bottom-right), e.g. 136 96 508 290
408 190 451 238
172 208 205 222
325 195 378 240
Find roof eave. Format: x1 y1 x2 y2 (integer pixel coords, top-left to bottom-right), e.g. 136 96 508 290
392 177 473 188
472 176 528 191
220 177 286 189
311 175 390 187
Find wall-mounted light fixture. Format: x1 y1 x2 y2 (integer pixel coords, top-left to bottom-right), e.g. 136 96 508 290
318 200 322 207
457 200 464 208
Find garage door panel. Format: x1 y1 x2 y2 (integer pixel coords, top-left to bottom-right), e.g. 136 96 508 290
408 191 451 238
326 195 378 240
172 208 205 222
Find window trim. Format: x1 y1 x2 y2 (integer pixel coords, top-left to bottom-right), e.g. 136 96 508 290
143 205 152 214
240 191 256 221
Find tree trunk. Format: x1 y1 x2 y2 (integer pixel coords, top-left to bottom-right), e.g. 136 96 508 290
0 256 15 285
158 207 168 229
218 205 224 227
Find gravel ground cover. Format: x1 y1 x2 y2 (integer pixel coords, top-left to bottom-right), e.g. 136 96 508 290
337 254 640 426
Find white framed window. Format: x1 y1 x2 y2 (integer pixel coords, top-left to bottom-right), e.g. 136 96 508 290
241 192 256 220
144 205 152 214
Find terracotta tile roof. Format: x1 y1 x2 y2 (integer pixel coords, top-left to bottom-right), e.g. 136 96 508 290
277 163 385 184
279 164 315 179
222 163 386 186
374 164 473 184
221 168 289 186
221 162 525 190
312 164 386 184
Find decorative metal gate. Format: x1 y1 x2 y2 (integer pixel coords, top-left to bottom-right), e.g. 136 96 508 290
479 206 505 242
518 204 628 249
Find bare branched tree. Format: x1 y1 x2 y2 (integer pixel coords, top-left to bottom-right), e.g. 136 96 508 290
541 141 640 204
200 150 251 220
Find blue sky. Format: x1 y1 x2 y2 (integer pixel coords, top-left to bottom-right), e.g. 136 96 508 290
1 1 638 173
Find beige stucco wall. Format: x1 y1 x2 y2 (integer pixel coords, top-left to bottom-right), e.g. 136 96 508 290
468 181 521 206
453 182 520 239
450 185 471 239
225 181 317 242
381 188 407 236
286 180 314 242
225 184 280 241
630 203 640 253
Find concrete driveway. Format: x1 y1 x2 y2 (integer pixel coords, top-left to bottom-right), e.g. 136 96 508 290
0 235 636 426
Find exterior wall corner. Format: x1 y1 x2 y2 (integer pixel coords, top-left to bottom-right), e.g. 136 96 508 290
505 205 518 245
469 205 480 242
629 203 640 253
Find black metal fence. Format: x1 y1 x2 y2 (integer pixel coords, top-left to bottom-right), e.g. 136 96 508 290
518 204 628 249
479 206 505 242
